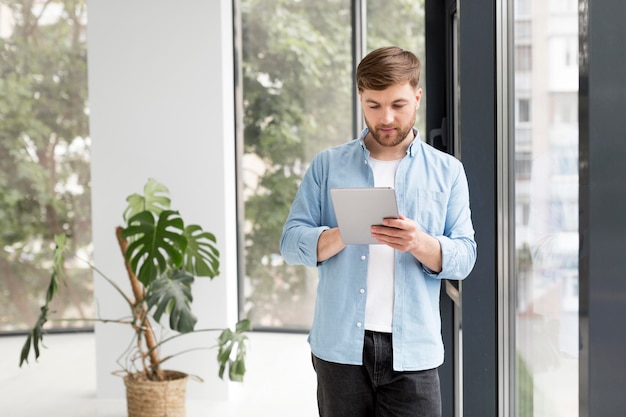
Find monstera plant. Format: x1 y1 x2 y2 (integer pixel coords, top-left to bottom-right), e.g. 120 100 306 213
20 178 250 390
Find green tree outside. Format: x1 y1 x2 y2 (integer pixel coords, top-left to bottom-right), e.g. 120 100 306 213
0 0 425 332
241 0 425 329
0 0 91 331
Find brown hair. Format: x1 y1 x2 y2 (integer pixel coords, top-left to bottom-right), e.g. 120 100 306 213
356 46 421 92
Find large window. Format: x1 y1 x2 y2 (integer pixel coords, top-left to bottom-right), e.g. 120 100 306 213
513 0 579 415
239 0 425 330
366 1 426 135
0 1 91 333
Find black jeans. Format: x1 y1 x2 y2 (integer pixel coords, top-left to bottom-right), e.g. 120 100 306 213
312 331 441 417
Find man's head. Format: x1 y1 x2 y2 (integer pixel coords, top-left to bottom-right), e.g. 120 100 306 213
357 47 422 150
356 46 421 93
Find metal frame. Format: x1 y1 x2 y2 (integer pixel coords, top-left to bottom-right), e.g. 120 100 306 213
495 0 515 416
453 3 463 413
579 0 626 414
232 0 246 319
351 0 366 137
446 5 463 416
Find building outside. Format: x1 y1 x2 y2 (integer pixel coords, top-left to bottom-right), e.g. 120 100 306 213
514 0 579 415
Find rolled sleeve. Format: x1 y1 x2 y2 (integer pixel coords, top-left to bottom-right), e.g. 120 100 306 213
280 225 329 268
434 235 477 280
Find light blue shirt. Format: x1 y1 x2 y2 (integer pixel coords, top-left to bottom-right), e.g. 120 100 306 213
280 128 476 371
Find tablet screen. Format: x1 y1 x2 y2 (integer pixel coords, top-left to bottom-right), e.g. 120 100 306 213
330 187 399 245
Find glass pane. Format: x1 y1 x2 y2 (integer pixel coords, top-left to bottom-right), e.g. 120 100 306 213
240 0 353 330
0 0 92 332
240 0 425 330
513 1 579 416
367 0 426 136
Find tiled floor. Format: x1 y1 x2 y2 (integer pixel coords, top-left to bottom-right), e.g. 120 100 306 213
1 331 317 417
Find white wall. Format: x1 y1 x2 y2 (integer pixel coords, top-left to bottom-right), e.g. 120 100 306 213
87 0 237 400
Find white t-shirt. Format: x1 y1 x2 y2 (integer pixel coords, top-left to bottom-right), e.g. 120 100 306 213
365 157 402 333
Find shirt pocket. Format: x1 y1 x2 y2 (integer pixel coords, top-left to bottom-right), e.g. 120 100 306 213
416 189 448 235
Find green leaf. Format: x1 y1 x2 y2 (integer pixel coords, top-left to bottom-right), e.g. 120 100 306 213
123 178 172 222
145 269 197 333
20 305 50 366
182 225 220 278
235 318 252 333
20 334 33 366
45 233 68 303
122 210 187 286
20 233 72 366
229 355 247 382
216 319 251 382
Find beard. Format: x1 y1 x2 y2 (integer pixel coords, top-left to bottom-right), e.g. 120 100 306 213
364 112 417 148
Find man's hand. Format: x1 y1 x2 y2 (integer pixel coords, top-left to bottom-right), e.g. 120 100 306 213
370 215 442 273
317 227 346 263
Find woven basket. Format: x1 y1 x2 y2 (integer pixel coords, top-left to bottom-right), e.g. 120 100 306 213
124 370 189 417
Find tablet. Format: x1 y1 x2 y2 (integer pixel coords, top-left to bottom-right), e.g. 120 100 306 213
330 187 399 245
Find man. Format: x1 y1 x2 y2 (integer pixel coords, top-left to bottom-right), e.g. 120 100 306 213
280 46 477 417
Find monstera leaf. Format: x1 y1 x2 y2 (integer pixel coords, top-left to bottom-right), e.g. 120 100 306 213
122 210 187 286
123 178 172 222
145 269 197 333
182 225 220 278
217 319 251 382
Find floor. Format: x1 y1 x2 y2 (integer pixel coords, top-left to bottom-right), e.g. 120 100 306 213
1 331 318 417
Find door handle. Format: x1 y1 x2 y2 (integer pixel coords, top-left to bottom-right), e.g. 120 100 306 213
428 116 449 152
445 280 461 307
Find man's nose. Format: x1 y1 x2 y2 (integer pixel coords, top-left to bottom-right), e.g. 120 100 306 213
381 107 394 124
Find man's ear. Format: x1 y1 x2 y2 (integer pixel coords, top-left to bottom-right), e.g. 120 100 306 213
413 88 423 110
415 88 423 103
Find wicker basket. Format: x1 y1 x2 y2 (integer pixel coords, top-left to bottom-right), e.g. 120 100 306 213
124 370 189 417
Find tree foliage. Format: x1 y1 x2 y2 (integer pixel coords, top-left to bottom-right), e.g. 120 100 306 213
0 0 91 331
241 0 425 328
0 0 426 332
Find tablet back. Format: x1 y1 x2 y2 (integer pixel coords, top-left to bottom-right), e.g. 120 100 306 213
330 187 399 245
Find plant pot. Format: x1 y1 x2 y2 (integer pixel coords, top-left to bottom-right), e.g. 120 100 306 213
124 370 189 417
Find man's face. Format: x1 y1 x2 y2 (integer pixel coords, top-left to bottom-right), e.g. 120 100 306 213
360 82 422 148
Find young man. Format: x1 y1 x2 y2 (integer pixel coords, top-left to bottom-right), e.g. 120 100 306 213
280 46 477 417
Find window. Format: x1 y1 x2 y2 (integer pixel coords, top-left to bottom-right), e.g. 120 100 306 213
551 93 577 124
515 0 532 18
238 0 425 330
366 1 426 136
515 151 533 179
0 0 91 333
565 38 578 67
516 201 530 227
550 0 578 14
513 1 579 416
515 20 532 41
517 98 532 124
515 45 533 71
238 0 352 330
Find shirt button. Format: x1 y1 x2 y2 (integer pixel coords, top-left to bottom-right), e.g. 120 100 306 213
361 255 366 261
357 322 362 328
360 288 365 294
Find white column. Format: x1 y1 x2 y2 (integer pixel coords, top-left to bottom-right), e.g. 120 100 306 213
87 0 237 400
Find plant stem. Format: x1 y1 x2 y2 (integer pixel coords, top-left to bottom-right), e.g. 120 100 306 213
115 226 165 381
